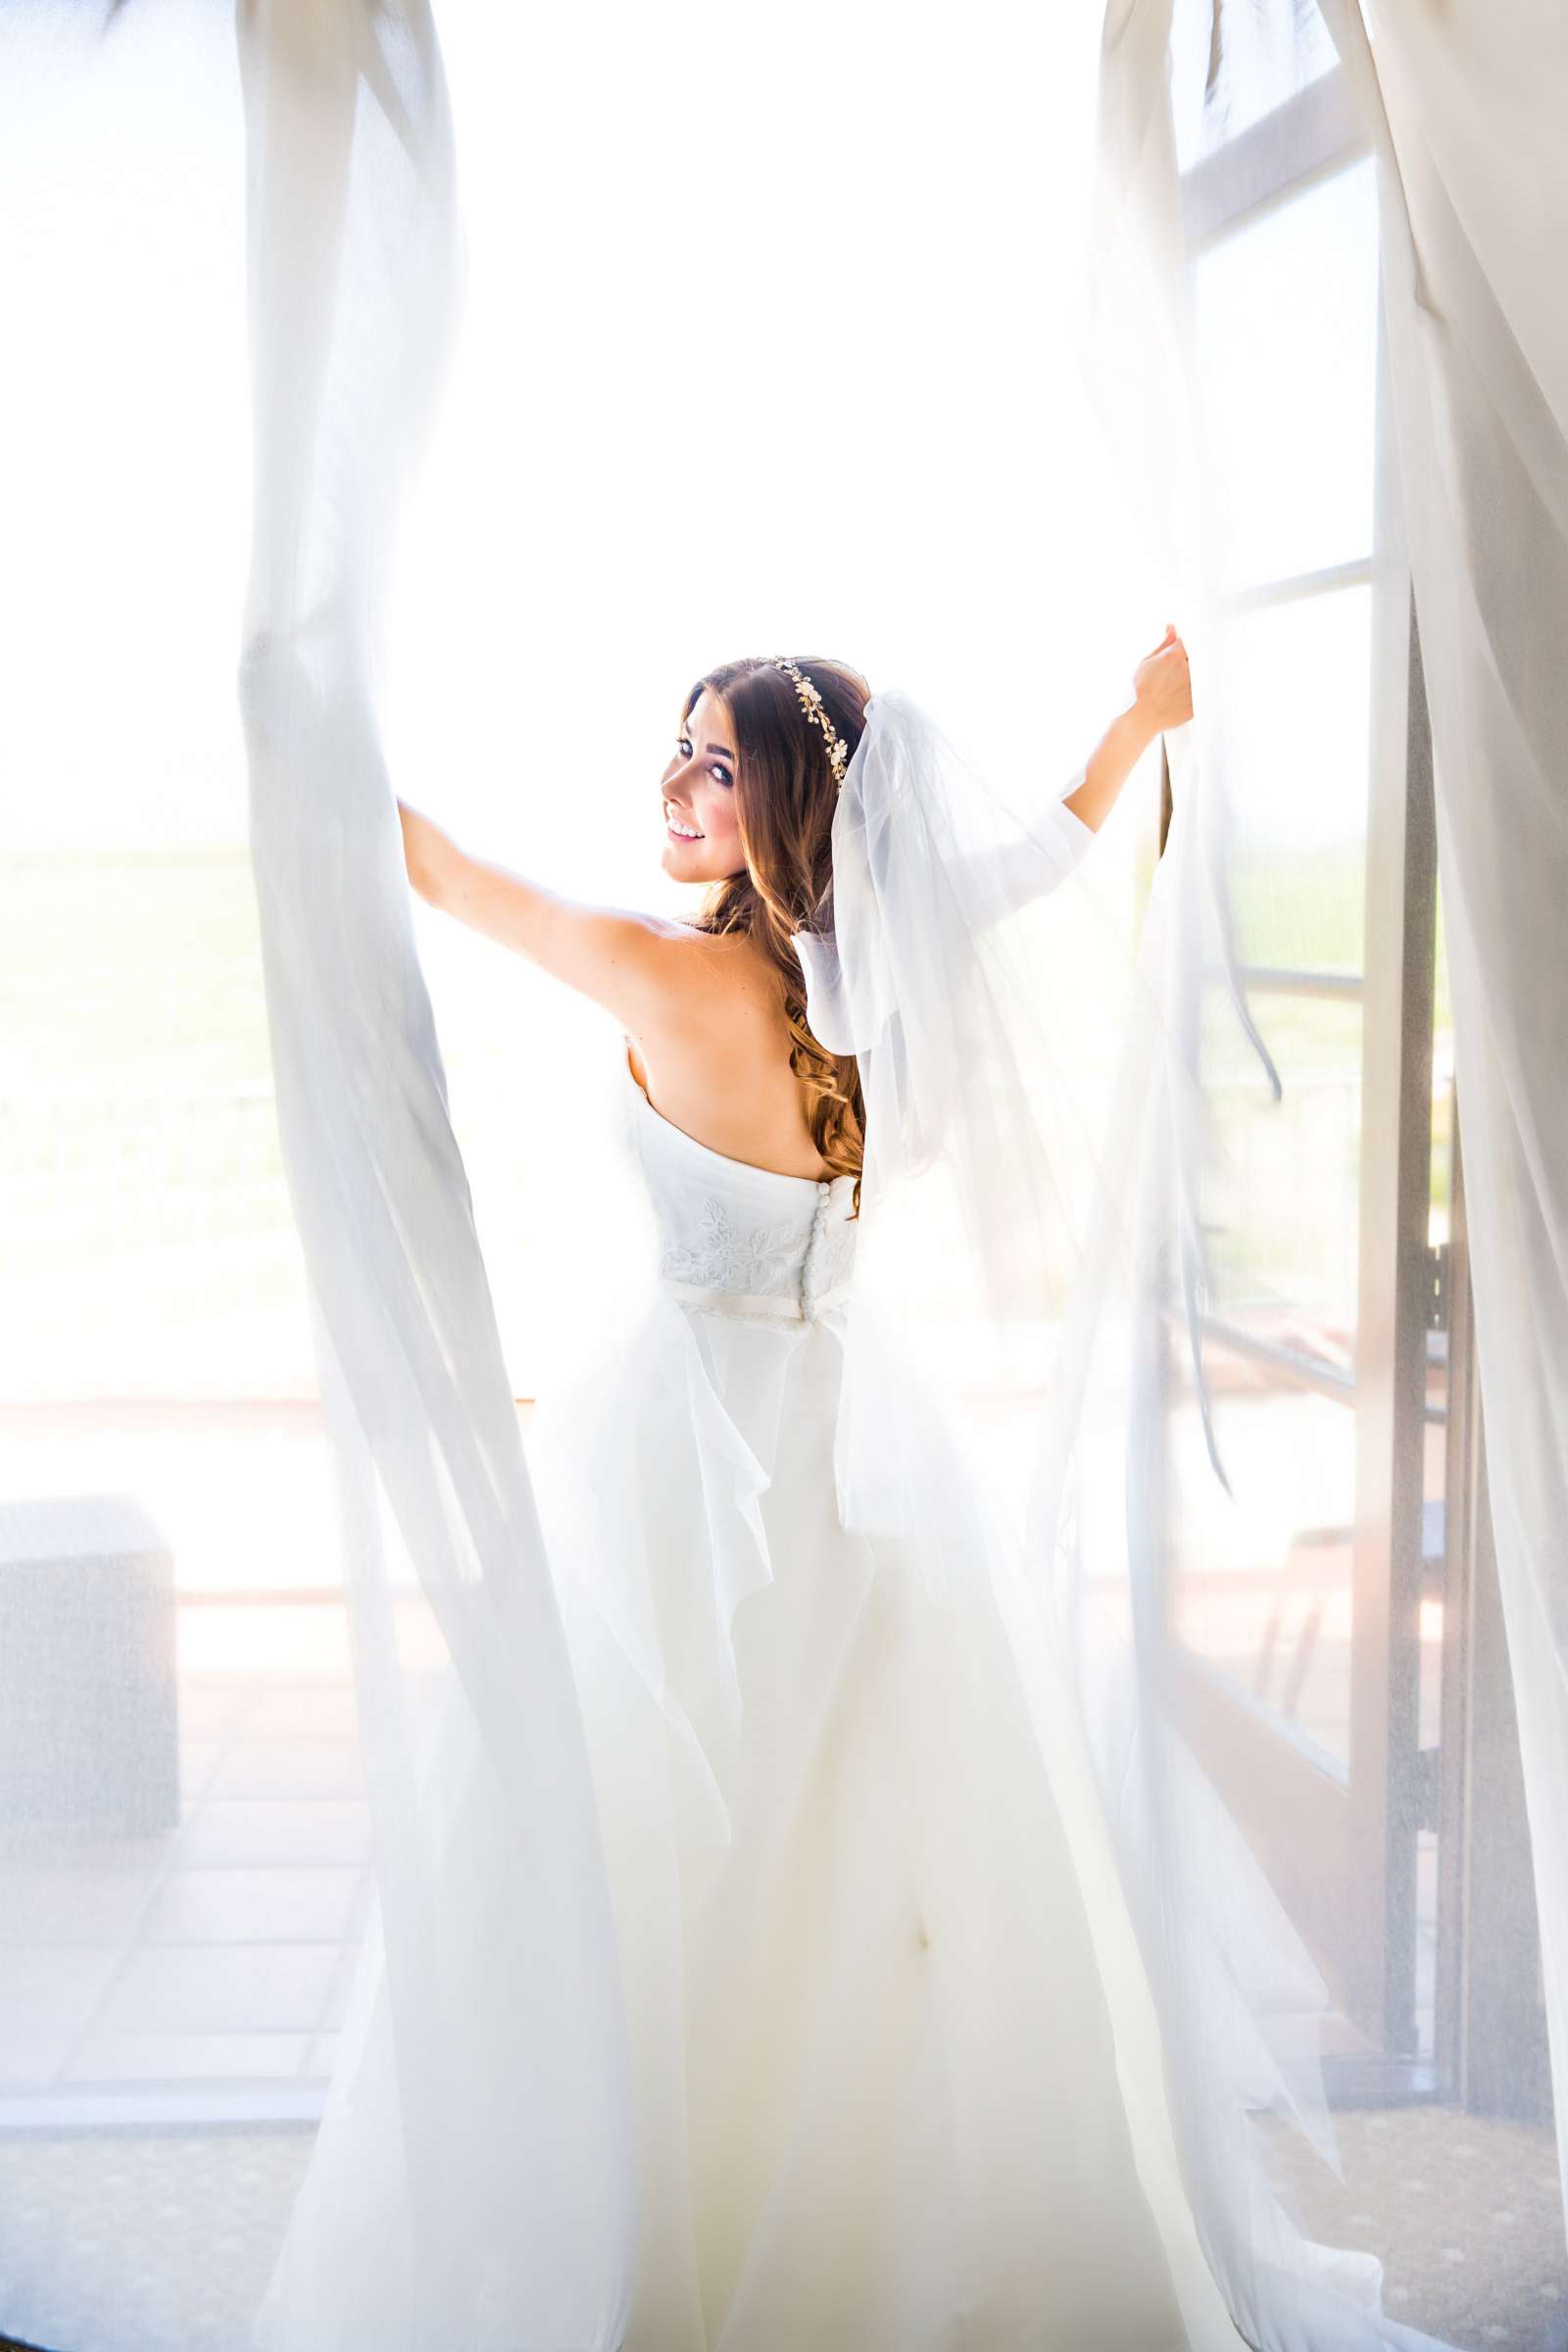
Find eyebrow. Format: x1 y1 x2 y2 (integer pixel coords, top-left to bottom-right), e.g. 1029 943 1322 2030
683 727 735 760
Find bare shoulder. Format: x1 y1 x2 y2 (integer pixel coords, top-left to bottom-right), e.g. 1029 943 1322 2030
631 926 793 1093
642 921 781 1024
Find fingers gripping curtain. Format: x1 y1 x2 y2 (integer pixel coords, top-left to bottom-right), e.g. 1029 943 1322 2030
235 4 634 2344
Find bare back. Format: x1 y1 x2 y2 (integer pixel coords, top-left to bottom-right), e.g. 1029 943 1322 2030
625 931 835 1183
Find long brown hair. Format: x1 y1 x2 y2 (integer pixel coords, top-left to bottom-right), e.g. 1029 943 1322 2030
682 657 870 1201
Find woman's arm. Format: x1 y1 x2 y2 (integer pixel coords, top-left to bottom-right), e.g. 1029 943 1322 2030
1063 624 1192 833
396 800 688 1025
943 625 1195 927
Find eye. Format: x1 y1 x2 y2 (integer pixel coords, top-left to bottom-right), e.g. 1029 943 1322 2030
678 734 734 789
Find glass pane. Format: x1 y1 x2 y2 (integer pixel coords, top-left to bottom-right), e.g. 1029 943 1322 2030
1201 993 1364 1374
1194 159 1380 589
1171 1377 1357 1772
1218 582 1374 976
0 852 313 1402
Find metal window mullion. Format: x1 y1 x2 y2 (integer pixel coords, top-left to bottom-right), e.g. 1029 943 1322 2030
1182 65 1370 244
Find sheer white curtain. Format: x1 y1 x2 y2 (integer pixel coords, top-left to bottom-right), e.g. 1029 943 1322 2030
234 6 636 2342
1319 0 1568 2193
1092 0 1567 2332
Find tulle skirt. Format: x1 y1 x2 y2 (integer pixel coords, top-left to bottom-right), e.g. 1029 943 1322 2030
529 1285 1241 2351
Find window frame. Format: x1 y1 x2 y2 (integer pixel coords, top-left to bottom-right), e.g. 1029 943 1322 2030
1166 58 1446 2082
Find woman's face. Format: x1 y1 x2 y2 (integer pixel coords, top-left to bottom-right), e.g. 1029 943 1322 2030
660 688 745 883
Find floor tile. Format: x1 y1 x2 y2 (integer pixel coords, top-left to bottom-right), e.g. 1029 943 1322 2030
139 1867 363 1946
0 1945 121 2038
0 2031 74 2087
64 2032 312 2084
210 1740 364 1801
178 1740 224 1799
321 1936 374 2033
0 1865 158 1946
93 1943 339 2035
241 1683 360 1740
177 1800 372 1868
173 1680 257 1741
304 2032 339 2079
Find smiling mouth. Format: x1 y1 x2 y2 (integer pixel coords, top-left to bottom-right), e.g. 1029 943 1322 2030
665 808 704 841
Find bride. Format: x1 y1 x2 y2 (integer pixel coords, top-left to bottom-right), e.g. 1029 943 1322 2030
375 635 1243 2351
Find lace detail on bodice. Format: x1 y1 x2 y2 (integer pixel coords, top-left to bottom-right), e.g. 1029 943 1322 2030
660 1196 818 1299
625 1065 858 1325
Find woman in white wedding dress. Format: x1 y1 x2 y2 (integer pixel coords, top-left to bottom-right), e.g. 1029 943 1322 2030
380 637 1246 2352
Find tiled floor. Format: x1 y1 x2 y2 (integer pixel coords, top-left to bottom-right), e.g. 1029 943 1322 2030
1 1429 1560 2347
0 1643 1564 2346
0 1652 370 2126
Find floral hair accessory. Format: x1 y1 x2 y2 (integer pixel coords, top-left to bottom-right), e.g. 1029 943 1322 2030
765 657 851 788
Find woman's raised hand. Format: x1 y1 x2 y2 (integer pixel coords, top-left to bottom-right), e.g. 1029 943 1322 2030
1132 624 1194 738
1064 624 1192 835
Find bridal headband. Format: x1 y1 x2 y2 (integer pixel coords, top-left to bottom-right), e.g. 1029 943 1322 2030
765 656 852 788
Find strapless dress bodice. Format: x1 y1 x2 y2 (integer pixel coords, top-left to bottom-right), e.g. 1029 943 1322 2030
625 1065 858 1326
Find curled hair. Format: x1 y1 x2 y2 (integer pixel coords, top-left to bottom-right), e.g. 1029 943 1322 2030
682 657 869 1209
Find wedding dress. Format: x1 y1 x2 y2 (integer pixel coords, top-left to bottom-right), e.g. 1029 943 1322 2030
520 1053 1244 2350
253 1040 1236 2350
261 1034 1248 2352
